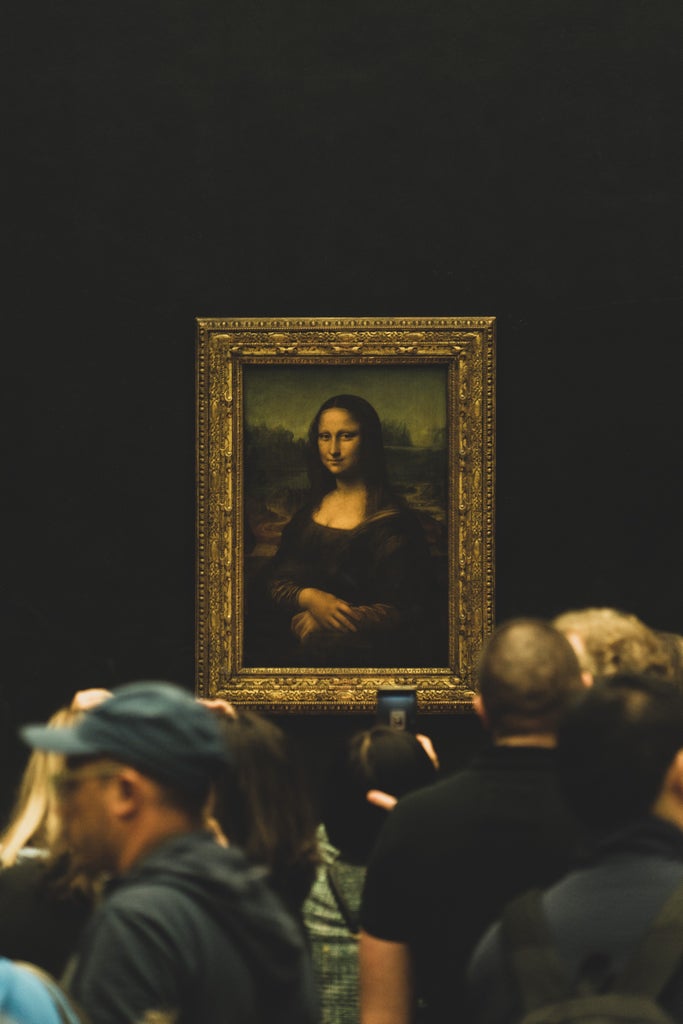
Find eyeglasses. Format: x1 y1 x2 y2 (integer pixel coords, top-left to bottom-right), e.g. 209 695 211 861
51 761 125 799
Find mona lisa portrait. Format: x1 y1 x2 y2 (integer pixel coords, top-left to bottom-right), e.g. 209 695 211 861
243 390 448 668
195 317 496 712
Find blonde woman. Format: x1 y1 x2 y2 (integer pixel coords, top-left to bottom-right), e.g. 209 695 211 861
0 703 102 976
0 690 112 866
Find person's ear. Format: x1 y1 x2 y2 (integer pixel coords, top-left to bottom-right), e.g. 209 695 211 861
652 749 683 827
472 693 488 728
110 768 144 821
581 670 594 688
664 750 683 799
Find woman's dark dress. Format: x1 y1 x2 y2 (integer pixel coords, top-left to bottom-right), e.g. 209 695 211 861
245 504 447 668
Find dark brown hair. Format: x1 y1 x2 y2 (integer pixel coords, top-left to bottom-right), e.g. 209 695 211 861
213 710 319 916
557 673 683 830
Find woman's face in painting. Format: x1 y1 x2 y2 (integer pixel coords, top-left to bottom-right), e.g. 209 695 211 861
317 407 363 480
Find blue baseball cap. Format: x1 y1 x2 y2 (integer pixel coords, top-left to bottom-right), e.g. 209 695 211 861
20 681 231 797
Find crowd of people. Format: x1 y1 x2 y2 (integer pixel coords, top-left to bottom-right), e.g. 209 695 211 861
0 605 682 1023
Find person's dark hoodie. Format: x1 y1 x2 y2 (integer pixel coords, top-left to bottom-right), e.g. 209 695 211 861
66 831 318 1024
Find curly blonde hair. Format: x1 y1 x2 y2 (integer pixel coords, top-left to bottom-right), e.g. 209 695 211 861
552 607 670 682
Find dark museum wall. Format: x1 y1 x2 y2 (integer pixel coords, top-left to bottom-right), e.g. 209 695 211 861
5 0 681 813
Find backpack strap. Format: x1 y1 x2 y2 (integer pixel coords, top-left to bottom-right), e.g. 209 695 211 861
501 889 574 1012
612 876 683 999
326 864 361 936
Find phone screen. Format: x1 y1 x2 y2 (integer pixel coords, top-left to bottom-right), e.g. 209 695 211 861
376 688 417 732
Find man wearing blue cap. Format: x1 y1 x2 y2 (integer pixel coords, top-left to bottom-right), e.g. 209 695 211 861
21 680 318 1024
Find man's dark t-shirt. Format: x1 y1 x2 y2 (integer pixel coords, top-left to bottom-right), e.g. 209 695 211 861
360 745 586 1024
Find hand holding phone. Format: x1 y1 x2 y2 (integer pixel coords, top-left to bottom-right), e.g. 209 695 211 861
375 687 417 732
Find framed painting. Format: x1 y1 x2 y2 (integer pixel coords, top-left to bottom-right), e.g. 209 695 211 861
195 316 495 713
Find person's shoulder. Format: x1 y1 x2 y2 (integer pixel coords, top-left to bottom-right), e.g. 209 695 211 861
379 769 476 830
116 832 256 897
109 837 303 947
382 758 539 850
373 504 440 553
83 878 207 978
360 504 423 540
375 503 418 526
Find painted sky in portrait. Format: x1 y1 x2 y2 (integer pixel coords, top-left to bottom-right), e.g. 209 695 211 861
244 364 447 447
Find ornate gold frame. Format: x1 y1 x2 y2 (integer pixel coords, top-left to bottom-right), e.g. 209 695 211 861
195 316 495 713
